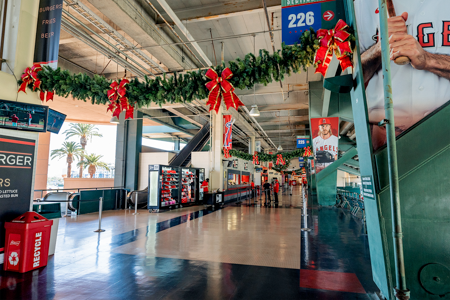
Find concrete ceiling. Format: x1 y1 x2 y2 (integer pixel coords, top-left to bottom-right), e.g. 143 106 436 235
57 0 322 151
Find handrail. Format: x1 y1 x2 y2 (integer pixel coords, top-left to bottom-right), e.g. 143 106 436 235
34 186 126 200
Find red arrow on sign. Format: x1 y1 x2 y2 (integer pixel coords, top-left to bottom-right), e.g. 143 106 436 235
323 10 335 21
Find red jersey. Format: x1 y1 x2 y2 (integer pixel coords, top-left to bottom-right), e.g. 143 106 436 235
251 182 255 188
201 181 209 193
274 182 280 193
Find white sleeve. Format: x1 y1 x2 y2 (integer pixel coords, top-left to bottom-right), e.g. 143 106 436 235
354 0 375 53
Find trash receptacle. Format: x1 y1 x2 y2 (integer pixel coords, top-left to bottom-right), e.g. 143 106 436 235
4 212 53 273
33 202 61 256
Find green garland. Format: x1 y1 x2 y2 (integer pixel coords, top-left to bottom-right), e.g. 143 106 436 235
18 30 321 107
227 148 307 162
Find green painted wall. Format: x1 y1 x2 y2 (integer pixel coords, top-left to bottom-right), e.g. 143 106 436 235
374 103 450 299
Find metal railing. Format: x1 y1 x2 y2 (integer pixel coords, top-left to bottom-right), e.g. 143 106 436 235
34 186 125 200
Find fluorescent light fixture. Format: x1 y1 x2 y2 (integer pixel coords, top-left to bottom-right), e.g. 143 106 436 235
110 116 120 124
249 104 260 117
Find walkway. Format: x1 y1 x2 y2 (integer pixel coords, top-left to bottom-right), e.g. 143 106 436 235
0 186 380 299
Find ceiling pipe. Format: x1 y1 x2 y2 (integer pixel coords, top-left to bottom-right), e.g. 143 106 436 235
61 18 147 77
144 0 206 67
154 0 213 66
63 0 166 74
62 10 154 76
262 0 284 100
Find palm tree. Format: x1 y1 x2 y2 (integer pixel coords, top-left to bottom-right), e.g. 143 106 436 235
63 124 103 178
77 153 110 178
50 141 84 178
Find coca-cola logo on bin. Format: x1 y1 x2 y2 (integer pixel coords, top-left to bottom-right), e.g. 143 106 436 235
9 240 20 246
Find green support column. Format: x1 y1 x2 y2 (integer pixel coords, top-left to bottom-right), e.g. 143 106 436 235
114 110 143 191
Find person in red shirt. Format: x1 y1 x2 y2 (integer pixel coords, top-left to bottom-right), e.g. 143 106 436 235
274 179 280 203
250 181 255 198
201 178 209 193
28 112 32 126
11 114 18 127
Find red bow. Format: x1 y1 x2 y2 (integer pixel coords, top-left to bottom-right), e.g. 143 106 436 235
223 148 231 158
107 79 134 119
292 171 296 176
303 147 312 157
276 154 285 165
252 151 259 165
205 68 244 113
18 64 55 102
314 20 353 77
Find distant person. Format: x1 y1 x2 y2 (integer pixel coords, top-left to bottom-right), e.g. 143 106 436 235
28 112 32 126
201 178 209 193
11 114 18 127
274 180 280 203
289 179 293 196
250 180 255 197
263 180 271 203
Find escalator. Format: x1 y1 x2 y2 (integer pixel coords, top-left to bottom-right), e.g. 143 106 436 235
128 122 210 208
169 121 210 167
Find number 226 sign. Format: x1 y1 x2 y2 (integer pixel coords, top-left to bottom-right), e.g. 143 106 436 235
282 0 343 46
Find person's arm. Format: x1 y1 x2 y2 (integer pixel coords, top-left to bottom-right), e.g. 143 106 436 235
361 42 382 84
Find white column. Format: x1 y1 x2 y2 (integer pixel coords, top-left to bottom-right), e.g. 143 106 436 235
209 106 224 190
248 136 256 154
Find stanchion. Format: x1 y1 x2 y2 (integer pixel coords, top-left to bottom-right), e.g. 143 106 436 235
94 197 105 232
301 186 311 232
132 192 139 215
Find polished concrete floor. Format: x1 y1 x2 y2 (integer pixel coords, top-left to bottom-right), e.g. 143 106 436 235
0 186 380 299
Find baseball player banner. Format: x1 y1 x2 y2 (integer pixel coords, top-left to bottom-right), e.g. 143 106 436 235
355 0 450 150
311 117 339 174
223 115 234 150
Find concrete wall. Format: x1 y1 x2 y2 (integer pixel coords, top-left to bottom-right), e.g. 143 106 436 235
191 151 211 178
336 170 361 188
34 132 51 199
63 178 115 191
0 0 41 209
138 152 175 190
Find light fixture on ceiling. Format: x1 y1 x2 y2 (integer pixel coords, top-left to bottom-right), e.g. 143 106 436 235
248 33 260 118
249 104 260 117
277 112 283 151
110 116 120 124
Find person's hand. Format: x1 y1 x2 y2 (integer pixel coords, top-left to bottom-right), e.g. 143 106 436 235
387 12 408 36
388 12 428 70
390 33 428 70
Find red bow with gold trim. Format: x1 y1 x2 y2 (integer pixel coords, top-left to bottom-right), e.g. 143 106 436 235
303 147 312 157
18 64 55 102
276 154 285 165
205 68 244 113
314 20 353 77
252 151 259 165
223 148 231 158
292 171 296 176
107 78 134 119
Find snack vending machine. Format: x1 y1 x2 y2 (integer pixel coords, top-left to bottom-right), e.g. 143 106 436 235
180 167 197 205
148 165 180 212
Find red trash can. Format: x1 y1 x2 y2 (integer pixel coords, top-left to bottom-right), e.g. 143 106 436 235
4 212 53 273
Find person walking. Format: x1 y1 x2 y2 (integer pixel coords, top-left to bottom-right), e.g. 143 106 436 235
11 114 18 127
251 181 255 198
274 179 280 204
263 180 271 204
28 112 32 126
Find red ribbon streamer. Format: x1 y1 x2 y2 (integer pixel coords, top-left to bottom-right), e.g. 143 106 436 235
223 148 231 158
314 19 353 77
107 78 134 119
205 68 244 114
276 154 285 165
303 147 312 157
252 151 259 165
18 64 55 102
